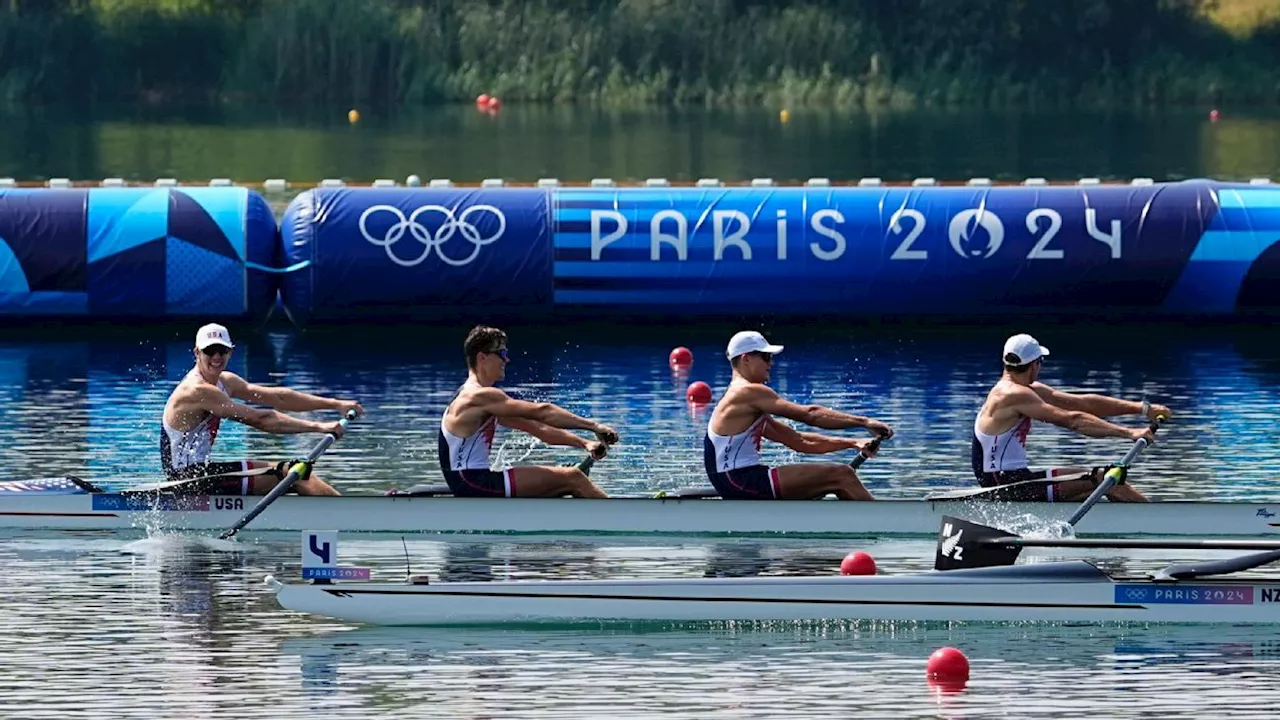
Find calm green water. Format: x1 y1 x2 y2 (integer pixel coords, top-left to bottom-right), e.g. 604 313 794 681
2 105 1279 186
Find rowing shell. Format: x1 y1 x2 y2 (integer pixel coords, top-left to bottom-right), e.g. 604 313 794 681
266 560 1280 626
3 478 1280 536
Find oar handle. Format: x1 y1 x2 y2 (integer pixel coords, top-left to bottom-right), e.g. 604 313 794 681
849 434 887 470
1065 414 1165 527
219 409 357 540
576 428 617 476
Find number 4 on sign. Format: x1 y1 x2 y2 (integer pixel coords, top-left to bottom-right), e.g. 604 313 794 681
888 208 1122 261
303 531 338 568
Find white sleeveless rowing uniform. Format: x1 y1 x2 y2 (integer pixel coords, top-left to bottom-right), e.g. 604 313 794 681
437 382 514 497
159 370 253 493
161 371 229 471
971 412 1074 502
703 414 779 499
971 414 1031 473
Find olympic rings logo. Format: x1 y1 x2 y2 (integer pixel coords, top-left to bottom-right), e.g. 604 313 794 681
357 204 507 267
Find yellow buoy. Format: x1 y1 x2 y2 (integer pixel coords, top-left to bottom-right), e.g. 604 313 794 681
779 109 790 123
348 109 360 124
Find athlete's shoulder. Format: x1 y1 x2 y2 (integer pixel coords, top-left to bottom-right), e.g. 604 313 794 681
728 379 775 397
991 381 1040 407
463 384 510 404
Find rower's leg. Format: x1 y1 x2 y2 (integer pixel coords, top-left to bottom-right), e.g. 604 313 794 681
247 460 341 497
1106 484 1148 501
509 465 609 499
773 463 874 500
1050 479 1100 502
1050 467 1147 503
1038 467 1095 502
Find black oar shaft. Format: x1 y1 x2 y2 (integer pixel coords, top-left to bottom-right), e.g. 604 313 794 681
986 537 1280 551
849 435 885 470
1159 548 1280 580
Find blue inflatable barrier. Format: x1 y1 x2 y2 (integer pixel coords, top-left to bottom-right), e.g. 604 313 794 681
0 187 277 320
279 187 552 325
5 179 1279 324
551 180 1280 315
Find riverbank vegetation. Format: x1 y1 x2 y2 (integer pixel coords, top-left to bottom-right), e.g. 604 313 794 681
2 0 1278 108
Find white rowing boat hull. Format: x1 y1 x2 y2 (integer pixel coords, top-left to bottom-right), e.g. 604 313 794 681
4 492 1280 536
267 561 1280 625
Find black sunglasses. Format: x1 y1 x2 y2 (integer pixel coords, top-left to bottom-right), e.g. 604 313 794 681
747 351 774 363
201 345 231 356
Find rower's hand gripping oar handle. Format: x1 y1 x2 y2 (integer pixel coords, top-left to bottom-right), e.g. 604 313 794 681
849 433 888 470
218 409 358 540
1065 414 1166 527
575 428 618 476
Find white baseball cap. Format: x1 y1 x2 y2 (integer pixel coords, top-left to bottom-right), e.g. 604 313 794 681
727 330 784 360
1003 333 1048 365
195 323 235 350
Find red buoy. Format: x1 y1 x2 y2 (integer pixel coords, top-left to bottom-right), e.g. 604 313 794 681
669 346 693 368
686 381 713 404
840 551 877 576
926 646 970 685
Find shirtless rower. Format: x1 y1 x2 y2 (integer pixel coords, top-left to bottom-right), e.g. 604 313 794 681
704 331 893 500
160 323 362 496
972 333 1170 502
438 325 618 498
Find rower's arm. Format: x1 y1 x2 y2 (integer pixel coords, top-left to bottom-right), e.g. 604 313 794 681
1031 383 1143 417
475 388 607 435
222 373 344 413
751 386 889 436
193 385 332 435
763 417 858 454
1011 388 1140 440
497 416 589 449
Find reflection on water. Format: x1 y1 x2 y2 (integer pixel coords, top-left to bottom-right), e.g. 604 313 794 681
4 105 1280 185
6 529 1280 719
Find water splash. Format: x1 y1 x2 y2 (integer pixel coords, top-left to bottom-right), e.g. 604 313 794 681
119 533 245 555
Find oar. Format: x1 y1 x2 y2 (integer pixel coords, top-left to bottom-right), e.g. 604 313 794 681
1154 548 1280 581
124 466 281 496
219 409 357 540
1065 414 1165 526
849 434 887 470
578 427 620 473
934 415 1166 571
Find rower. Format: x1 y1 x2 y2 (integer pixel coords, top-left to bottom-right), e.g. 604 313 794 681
160 323 362 496
438 325 617 498
703 330 893 500
971 333 1170 502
